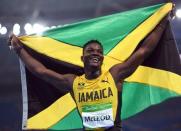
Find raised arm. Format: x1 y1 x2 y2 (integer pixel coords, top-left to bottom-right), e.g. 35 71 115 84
110 15 170 83
9 35 75 92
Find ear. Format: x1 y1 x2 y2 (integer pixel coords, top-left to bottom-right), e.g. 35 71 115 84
102 56 104 64
81 56 83 62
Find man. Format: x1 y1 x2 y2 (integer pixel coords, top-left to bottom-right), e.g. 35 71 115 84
9 15 170 130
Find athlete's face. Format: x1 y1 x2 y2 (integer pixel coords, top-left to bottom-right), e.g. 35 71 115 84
82 42 104 69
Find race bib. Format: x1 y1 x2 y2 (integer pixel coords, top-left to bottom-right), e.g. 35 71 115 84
81 103 114 129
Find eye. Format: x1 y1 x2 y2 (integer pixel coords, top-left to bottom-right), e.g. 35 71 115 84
86 49 93 53
98 49 103 54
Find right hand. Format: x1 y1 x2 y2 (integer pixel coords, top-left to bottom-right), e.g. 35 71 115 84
170 4 176 19
8 34 23 53
160 4 176 25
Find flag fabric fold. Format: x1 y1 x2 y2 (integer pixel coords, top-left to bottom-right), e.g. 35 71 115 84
19 3 181 130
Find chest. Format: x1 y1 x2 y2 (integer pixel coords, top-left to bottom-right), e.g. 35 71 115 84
73 73 119 129
76 76 116 102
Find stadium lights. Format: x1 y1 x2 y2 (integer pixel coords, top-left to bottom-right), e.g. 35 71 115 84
13 23 20 35
0 22 54 36
24 23 48 35
176 9 181 18
44 26 50 31
51 26 56 29
24 23 33 35
33 23 45 35
0 26 7 35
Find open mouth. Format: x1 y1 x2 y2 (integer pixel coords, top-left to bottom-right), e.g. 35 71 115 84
92 57 99 63
89 56 100 64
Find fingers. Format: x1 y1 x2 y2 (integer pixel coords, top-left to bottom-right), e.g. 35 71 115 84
8 34 15 44
8 34 19 45
8 34 21 51
170 4 176 19
8 35 14 50
9 45 14 50
163 3 176 21
8 34 13 46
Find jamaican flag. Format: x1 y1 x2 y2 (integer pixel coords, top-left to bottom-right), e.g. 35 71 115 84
19 3 181 130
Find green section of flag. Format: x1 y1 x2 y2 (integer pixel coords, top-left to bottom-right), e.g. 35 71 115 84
49 108 83 130
121 82 179 120
43 4 163 55
82 103 112 112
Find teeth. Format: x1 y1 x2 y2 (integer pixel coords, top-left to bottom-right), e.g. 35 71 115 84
92 58 99 62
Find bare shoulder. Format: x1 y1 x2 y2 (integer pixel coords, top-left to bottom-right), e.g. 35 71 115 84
42 69 77 92
64 74 77 86
109 62 126 82
109 66 124 91
54 73 77 93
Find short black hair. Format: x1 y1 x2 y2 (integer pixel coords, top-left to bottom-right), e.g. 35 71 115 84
83 40 103 53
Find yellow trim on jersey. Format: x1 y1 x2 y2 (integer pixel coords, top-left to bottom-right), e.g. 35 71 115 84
27 93 76 129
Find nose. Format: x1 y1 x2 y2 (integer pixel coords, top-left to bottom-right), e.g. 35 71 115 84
92 50 100 55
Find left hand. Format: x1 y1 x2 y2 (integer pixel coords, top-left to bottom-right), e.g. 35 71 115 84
8 34 23 53
170 3 176 19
